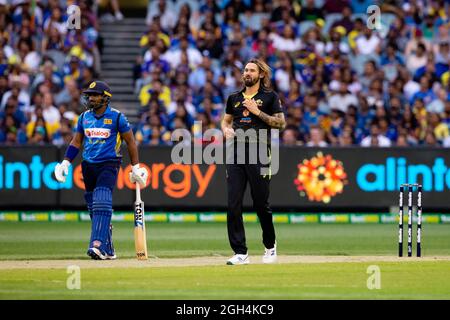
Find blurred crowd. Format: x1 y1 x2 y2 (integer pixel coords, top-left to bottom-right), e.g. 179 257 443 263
134 0 450 147
0 0 116 146
1 0 449 148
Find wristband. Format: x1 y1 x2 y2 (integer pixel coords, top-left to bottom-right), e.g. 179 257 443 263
64 145 79 162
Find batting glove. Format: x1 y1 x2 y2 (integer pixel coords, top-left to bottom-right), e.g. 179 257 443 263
129 164 148 187
54 160 71 183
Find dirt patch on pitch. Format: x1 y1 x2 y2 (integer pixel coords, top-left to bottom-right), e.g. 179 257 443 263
0 255 449 270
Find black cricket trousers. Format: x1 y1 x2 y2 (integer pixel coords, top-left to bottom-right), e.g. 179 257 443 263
226 161 276 254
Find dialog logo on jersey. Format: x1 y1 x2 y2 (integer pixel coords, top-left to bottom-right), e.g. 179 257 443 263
294 152 347 203
85 128 111 138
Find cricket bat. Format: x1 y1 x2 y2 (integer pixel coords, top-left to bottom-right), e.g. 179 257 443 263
134 183 148 260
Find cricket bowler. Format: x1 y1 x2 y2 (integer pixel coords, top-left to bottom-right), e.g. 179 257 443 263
54 80 148 260
221 58 286 265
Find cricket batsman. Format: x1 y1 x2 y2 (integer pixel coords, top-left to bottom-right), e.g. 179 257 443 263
54 80 148 260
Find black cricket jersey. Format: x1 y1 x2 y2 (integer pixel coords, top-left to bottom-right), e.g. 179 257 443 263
225 87 283 144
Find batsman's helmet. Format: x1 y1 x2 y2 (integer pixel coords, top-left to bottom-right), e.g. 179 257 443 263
82 80 112 110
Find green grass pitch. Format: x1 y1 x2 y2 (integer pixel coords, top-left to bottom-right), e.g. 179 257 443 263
0 222 449 299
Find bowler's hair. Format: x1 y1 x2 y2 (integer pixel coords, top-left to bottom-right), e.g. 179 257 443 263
244 58 272 90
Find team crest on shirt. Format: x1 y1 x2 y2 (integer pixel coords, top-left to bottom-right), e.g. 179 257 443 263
85 128 111 138
255 99 263 106
104 118 112 124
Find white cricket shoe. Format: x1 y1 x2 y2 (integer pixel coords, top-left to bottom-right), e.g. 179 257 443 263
226 254 249 265
262 244 277 264
87 247 107 260
115 11 124 21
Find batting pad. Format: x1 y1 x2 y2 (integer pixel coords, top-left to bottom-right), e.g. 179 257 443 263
90 187 113 250
84 192 93 219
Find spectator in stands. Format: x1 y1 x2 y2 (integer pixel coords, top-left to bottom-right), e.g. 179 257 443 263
274 54 300 95
141 46 171 86
52 118 74 146
43 5 66 35
282 126 301 146
423 130 439 146
40 92 60 135
328 82 357 114
411 77 436 106
188 55 213 92
360 122 392 147
427 112 449 143
239 0 268 32
168 87 196 118
168 104 194 131
330 6 354 35
406 41 428 74
270 0 296 23
1 95 26 128
146 0 176 32
338 130 354 146
306 125 328 147
31 60 63 94
194 78 223 108
299 0 323 22
302 26 325 56
164 36 203 70
1 114 25 144
41 26 65 57
28 117 51 145
139 78 171 109
0 79 30 112
396 133 409 147
355 27 381 56
269 24 302 54
198 97 221 124
15 38 40 74
434 41 450 74
325 27 350 54
196 29 224 60
427 88 447 114
347 18 364 52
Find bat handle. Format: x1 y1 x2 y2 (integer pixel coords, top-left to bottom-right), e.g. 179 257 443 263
135 183 141 202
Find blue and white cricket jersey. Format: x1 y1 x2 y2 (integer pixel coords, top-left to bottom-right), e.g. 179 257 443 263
77 106 131 163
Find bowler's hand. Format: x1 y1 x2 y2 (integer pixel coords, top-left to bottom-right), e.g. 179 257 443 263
243 99 260 115
129 164 148 187
54 160 71 183
223 127 235 140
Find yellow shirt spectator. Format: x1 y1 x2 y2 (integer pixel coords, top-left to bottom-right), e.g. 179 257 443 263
348 29 361 50
26 120 59 139
434 123 449 140
441 71 449 87
139 82 171 108
140 32 170 49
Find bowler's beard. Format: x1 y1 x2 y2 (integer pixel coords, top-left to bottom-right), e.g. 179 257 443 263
244 76 260 87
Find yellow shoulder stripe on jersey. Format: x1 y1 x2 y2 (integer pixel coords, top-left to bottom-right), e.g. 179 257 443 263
115 132 122 156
